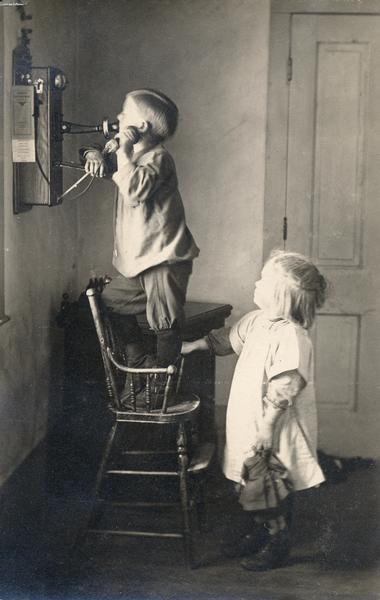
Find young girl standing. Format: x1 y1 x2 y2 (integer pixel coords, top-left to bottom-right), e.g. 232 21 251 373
182 251 328 571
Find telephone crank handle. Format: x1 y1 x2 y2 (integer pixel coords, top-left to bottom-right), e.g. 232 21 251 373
57 161 85 171
58 172 91 201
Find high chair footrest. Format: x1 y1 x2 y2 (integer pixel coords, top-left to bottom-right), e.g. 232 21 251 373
102 500 180 508
88 528 183 539
188 442 215 474
107 469 178 476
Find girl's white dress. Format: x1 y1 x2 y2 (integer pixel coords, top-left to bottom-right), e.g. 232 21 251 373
212 310 325 490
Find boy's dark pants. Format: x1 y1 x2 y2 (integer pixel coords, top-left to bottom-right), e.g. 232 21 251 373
102 261 192 367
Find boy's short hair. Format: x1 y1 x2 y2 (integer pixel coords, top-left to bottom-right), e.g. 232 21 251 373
267 250 328 329
128 89 178 141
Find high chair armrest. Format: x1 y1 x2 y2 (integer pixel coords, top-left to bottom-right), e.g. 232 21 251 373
106 347 176 375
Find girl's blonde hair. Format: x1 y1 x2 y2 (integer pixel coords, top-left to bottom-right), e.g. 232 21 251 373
128 89 178 141
266 250 328 329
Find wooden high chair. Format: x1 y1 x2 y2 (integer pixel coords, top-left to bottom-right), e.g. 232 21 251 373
81 287 215 568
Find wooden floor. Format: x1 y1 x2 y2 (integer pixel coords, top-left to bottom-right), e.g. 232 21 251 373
0 434 379 600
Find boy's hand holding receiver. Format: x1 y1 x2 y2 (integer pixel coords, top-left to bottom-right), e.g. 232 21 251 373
84 125 140 177
115 126 141 170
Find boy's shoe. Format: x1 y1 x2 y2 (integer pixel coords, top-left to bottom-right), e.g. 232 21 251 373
120 374 171 411
221 524 269 558
120 374 145 409
150 357 183 410
119 349 156 409
240 529 290 571
150 374 173 410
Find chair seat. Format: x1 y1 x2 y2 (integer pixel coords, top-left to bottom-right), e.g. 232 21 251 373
113 394 200 423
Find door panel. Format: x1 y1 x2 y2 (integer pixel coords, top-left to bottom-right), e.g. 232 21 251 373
312 42 367 267
286 16 380 457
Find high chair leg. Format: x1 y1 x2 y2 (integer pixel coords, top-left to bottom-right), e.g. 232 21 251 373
94 420 118 499
195 477 208 533
76 421 118 549
177 423 194 568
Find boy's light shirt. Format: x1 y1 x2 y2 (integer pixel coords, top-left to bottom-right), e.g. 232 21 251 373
111 143 199 278
114 145 133 172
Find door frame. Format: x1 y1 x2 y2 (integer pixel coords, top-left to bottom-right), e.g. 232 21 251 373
265 1 380 457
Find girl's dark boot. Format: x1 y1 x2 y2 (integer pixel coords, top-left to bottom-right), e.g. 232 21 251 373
221 525 269 558
240 528 291 571
220 508 269 559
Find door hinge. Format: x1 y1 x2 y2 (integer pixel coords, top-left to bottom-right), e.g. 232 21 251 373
287 56 293 82
283 216 288 242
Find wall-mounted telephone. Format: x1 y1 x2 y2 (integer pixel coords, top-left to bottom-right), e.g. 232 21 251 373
12 23 119 212
12 73 120 211
12 23 68 213
13 66 66 212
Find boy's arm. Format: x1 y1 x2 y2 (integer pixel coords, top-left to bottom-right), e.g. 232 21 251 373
79 144 116 178
79 144 103 161
112 145 169 205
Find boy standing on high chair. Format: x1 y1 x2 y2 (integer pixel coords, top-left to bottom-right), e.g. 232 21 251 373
83 89 199 403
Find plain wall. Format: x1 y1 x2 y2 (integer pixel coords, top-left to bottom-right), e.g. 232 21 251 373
75 0 271 406
0 0 78 485
0 0 270 487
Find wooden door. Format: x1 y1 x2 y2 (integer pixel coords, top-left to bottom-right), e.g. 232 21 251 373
267 14 380 458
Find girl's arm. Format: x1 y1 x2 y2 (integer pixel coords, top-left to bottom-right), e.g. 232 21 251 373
182 312 258 357
181 327 234 356
254 370 305 452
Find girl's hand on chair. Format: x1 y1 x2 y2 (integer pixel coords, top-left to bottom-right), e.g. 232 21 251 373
181 341 197 355
181 338 209 354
